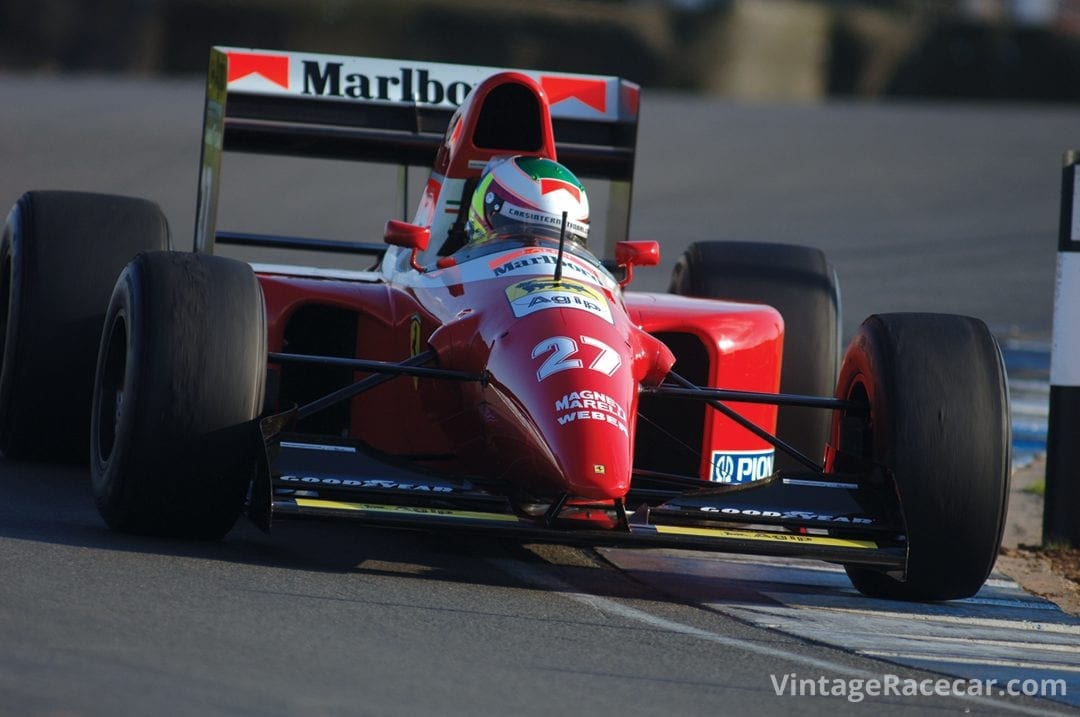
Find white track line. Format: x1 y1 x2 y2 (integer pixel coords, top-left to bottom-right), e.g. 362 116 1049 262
490 558 1073 717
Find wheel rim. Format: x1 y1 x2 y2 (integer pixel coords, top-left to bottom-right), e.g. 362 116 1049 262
829 375 873 473
0 249 10 379
844 378 872 456
96 312 127 464
0 244 14 441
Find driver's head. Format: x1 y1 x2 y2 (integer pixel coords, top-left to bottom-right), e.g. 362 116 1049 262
467 155 589 245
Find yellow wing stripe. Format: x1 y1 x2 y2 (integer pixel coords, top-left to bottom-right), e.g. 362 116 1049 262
293 498 520 522
293 499 878 548
651 524 878 549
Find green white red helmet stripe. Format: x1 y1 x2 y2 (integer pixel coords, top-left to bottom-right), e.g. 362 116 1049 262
541 179 581 202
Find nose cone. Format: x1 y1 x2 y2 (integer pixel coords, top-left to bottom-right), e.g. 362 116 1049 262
543 381 633 499
486 321 636 501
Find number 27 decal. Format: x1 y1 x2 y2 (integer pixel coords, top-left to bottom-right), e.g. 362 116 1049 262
531 335 622 381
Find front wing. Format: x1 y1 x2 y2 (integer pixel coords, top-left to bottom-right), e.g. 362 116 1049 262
258 435 907 571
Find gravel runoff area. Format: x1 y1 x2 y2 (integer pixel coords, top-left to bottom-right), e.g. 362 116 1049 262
997 457 1080 615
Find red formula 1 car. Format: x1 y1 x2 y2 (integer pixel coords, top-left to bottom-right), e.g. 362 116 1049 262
0 48 1010 602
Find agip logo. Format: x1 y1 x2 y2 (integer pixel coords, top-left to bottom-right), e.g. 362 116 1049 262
505 278 612 323
710 450 774 484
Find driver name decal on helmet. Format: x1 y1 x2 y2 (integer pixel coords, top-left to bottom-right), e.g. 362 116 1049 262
497 203 588 239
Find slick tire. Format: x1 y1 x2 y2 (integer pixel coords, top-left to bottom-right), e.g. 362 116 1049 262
0 191 170 461
91 251 266 539
669 241 840 471
833 314 1010 601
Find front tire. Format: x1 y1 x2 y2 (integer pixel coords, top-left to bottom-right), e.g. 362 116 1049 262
832 313 1010 601
91 251 266 539
0 191 170 461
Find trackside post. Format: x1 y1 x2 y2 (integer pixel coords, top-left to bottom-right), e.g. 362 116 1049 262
1045 150 1080 547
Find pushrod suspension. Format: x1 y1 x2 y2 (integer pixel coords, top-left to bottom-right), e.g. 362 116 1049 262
268 350 486 421
659 371 832 474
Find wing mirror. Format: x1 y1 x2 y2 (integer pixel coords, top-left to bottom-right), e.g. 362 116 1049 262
384 220 431 271
614 241 660 287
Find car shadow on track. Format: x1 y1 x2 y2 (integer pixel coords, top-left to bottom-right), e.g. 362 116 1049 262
0 457 664 601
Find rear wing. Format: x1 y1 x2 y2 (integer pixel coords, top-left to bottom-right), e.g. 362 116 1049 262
194 47 640 259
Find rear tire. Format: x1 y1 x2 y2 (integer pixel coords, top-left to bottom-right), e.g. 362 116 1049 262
0 191 169 461
91 251 266 539
833 313 1010 601
669 241 840 471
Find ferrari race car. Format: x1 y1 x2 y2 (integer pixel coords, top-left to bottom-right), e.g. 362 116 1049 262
0 48 1010 602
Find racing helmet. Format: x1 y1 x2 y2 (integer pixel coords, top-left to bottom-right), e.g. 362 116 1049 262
467 155 589 245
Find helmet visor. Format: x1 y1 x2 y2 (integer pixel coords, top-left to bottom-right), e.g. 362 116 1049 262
483 188 588 243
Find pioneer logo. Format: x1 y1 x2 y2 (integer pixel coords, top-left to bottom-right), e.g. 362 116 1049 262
302 61 473 106
710 449 774 484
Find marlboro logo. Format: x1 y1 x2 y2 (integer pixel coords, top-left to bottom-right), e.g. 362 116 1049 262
301 61 474 105
226 52 289 89
540 76 607 114
222 52 619 118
